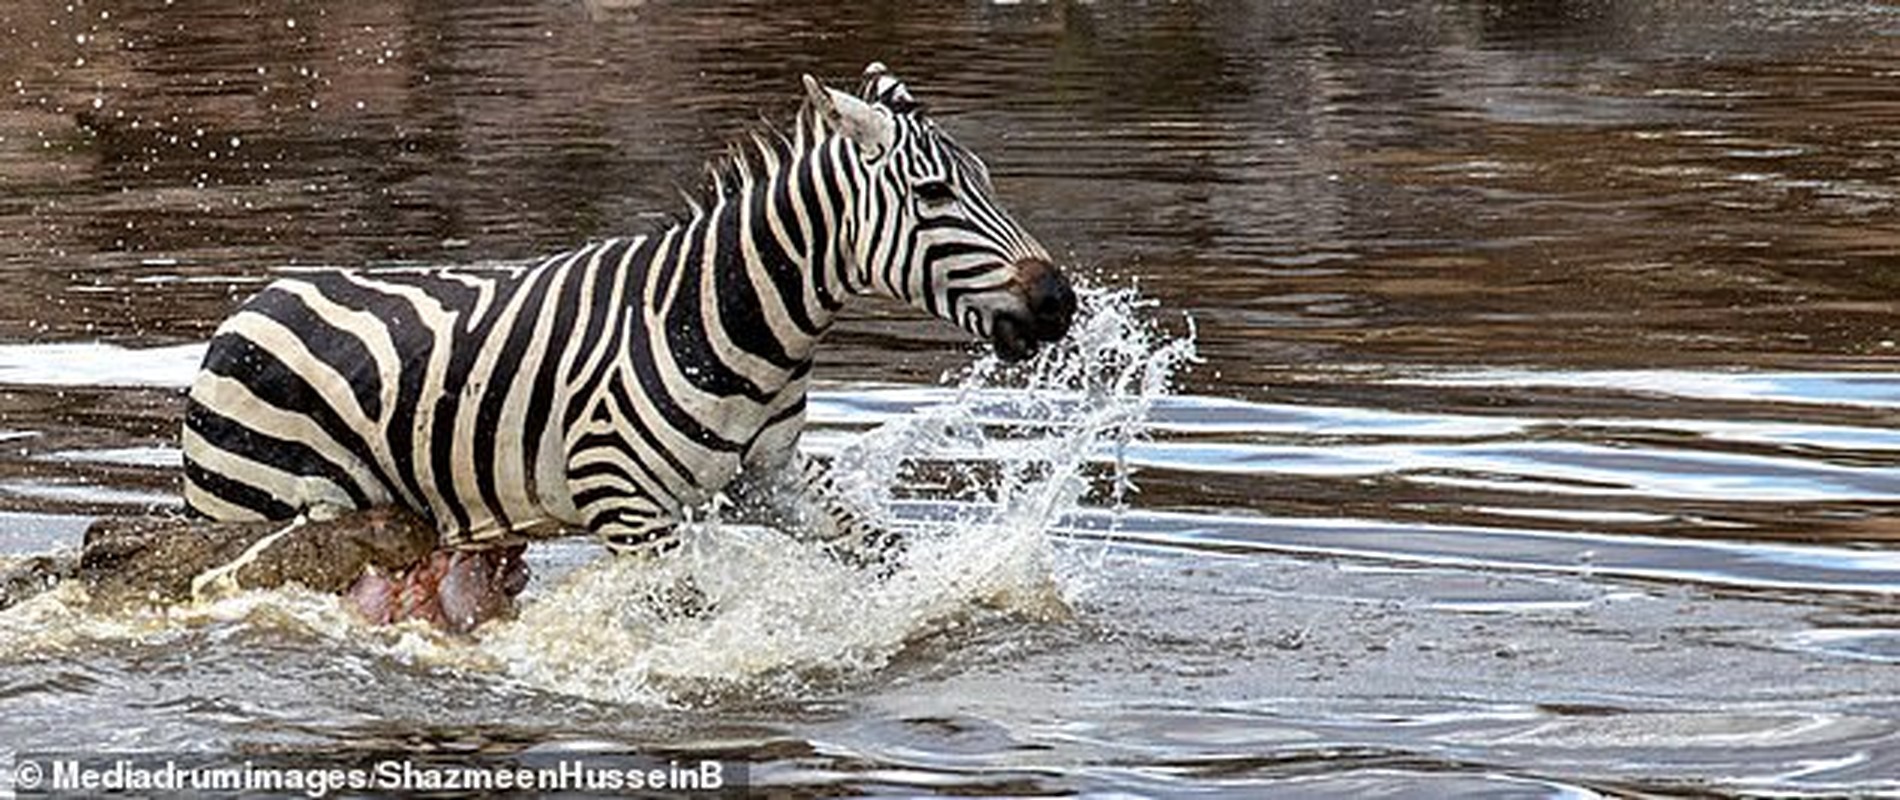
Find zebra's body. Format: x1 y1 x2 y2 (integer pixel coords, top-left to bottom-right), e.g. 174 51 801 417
182 64 1076 557
186 238 807 550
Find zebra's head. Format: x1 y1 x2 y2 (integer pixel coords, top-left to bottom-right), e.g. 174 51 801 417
803 63 1076 362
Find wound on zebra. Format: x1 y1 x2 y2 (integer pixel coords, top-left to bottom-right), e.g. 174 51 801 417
177 62 1077 632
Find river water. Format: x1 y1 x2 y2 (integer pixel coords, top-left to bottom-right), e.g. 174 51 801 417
3 1 1899 796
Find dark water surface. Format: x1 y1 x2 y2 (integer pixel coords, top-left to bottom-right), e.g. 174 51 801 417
3 1 1899 796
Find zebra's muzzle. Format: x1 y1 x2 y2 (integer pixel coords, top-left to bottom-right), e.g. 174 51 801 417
992 258 1076 362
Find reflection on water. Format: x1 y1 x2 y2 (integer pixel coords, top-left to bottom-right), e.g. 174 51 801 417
3 0 1900 795
1400 368 1900 409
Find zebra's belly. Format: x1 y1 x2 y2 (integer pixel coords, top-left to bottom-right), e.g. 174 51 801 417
184 382 573 550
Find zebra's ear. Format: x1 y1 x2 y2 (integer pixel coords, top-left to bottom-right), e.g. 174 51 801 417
859 62 920 113
803 74 895 161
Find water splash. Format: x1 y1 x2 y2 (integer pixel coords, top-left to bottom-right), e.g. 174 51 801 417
478 283 1196 704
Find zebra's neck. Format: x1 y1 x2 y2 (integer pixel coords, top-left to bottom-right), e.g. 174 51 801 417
654 133 863 370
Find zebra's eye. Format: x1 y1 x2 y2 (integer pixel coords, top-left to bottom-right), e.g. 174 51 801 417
913 179 956 207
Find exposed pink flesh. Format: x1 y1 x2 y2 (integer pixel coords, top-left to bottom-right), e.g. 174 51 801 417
343 546 529 633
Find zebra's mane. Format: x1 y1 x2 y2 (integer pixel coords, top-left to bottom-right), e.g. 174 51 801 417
674 102 831 225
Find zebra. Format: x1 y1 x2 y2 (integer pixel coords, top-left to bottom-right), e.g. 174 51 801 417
180 63 1077 578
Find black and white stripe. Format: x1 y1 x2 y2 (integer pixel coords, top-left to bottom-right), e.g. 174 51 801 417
182 63 1075 556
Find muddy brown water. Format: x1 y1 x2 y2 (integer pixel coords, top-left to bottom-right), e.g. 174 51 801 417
2 1 1899 796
